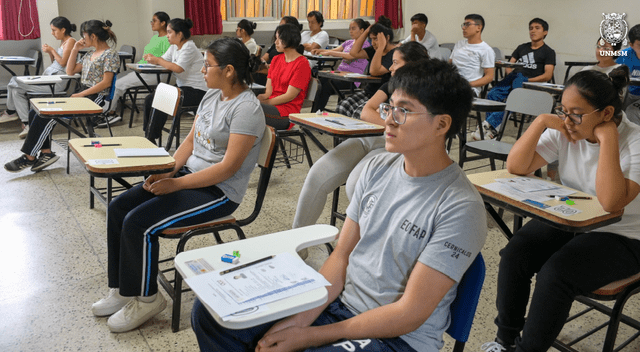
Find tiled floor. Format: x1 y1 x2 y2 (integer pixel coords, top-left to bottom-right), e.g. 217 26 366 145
1 101 639 351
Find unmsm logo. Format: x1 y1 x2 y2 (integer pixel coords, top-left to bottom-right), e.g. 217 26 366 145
599 50 628 57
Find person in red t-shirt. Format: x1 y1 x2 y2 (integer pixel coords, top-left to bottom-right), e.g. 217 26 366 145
258 23 312 130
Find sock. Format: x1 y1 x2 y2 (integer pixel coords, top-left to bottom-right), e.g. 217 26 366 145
138 294 157 303
5 109 16 114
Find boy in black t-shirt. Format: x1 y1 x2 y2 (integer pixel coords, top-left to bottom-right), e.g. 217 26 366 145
474 18 556 140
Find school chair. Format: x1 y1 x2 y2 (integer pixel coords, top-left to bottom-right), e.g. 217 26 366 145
118 45 136 72
27 49 43 76
458 88 554 171
439 47 452 62
447 253 486 351
157 125 277 332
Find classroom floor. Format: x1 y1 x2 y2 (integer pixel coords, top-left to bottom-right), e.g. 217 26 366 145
1 99 639 352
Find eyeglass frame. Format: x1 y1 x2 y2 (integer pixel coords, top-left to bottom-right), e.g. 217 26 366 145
554 106 601 125
203 62 225 70
379 103 431 125
461 22 479 29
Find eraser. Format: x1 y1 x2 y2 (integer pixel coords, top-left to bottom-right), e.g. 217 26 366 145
330 71 335 73
555 196 561 201
232 250 240 258
95 144 102 148
316 109 322 115
322 112 329 116
221 254 239 264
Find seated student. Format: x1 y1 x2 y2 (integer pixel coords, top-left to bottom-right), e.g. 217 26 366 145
192 58 487 352
310 18 371 112
399 13 441 60
617 24 640 125
253 16 303 86
92 37 265 333
4 20 119 173
449 14 495 98
100 11 170 127
0 16 77 139
482 66 640 352
237 19 259 55
293 42 429 232
301 11 330 68
257 23 311 130
142 18 208 143
336 16 396 119
474 18 555 140
581 37 622 74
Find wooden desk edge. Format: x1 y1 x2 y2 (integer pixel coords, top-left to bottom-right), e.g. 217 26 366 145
289 115 384 136
69 141 176 174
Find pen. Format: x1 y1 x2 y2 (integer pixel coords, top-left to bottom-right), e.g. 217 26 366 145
82 144 122 147
37 101 66 104
220 255 275 275
28 77 41 80
325 118 346 126
547 195 592 200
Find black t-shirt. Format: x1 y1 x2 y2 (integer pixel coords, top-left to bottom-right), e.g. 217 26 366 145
363 46 395 96
266 44 280 63
511 43 556 78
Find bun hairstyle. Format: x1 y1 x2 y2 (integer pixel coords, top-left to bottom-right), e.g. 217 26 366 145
564 65 630 122
206 37 261 86
80 19 117 45
281 16 303 32
238 19 257 36
369 15 394 42
397 41 429 61
50 16 76 35
154 11 170 28
168 18 194 40
353 18 370 31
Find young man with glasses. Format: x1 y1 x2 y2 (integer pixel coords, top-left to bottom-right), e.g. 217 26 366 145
449 14 495 97
191 58 487 352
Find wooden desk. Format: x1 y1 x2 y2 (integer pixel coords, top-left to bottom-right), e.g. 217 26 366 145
317 70 382 84
175 224 339 329
467 170 623 238
0 56 35 76
563 61 598 84
69 136 175 208
522 82 564 95
125 63 172 92
30 96 103 138
117 51 134 71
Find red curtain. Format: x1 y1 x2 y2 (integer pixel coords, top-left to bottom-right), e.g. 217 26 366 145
374 0 402 29
185 0 223 35
0 0 41 40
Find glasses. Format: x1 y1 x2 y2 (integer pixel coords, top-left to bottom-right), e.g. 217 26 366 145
379 103 429 125
554 106 601 125
596 44 614 50
461 22 478 29
203 62 224 70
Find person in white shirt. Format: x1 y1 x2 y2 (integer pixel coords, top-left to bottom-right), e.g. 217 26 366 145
449 14 495 96
301 11 330 67
400 13 441 60
237 19 259 56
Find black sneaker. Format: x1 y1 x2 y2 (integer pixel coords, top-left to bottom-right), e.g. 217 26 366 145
4 155 36 172
480 339 515 352
31 152 60 172
96 114 122 128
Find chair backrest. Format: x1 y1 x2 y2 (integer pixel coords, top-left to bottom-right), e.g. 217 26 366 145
493 47 503 60
152 83 183 116
27 49 42 75
120 45 137 63
446 253 486 347
440 42 455 51
439 47 451 61
495 88 554 141
306 77 320 103
106 73 118 101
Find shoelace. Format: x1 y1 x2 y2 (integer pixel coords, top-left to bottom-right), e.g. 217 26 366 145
480 341 507 352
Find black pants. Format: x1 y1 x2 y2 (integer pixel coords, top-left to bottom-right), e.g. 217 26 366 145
143 86 207 141
312 78 353 112
495 220 640 351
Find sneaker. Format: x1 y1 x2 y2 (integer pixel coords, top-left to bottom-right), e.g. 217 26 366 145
4 155 36 172
96 114 122 128
107 294 167 333
0 111 19 123
18 124 29 139
92 288 133 317
472 121 498 141
480 340 515 352
31 152 59 172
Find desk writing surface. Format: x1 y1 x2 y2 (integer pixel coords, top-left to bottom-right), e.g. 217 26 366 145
0 56 34 61
126 63 171 73
30 97 102 115
468 170 623 226
17 75 63 84
289 112 385 136
317 70 382 83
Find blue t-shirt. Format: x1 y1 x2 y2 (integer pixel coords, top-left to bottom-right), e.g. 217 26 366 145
617 47 640 96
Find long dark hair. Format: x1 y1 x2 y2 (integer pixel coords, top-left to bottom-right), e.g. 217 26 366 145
80 20 117 45
370 15 394 42
50 16 76 36
206 37 261 86
564 66 630 122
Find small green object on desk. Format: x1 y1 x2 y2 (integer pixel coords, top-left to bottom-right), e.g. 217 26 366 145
566 200 575 205
233 250 240 258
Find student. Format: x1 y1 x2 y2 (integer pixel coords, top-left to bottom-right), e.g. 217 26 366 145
92 37 265 333
257 23 311 130
310 18 371 112
253 16 303 86
483 67 640 352
336 16 396 118
474 18 555 140
4 20 119 173
0 16 77 139
142 18 208 142
237 19 259 55
617 24 640 125
581 37 622 74
301 10 330 67
100 11 171 127
192 58 487 352
293 42 429 232
449 14 495 97
399 13 441 60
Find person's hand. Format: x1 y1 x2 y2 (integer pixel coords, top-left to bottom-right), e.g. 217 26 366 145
70 93 82 97
255 326 312 352
376 32 387 50
540 113 574 142
144 177 182 195
410 24 419 37
42 44 54 54
256 94 268 102
592 120 619 145
142 172 174 192
144 54 159 64
74 39 87 51
310 49 323 55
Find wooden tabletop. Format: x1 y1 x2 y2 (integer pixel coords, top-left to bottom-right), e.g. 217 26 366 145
68 136 175 174
30 97 103 115
0 56 35 64
126 63 172 73
317 70 382 83
289 112 385 136
17 74 80 85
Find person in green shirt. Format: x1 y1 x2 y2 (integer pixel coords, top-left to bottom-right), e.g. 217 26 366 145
99 11 170 127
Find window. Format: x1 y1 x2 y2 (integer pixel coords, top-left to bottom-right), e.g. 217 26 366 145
221 0 374 21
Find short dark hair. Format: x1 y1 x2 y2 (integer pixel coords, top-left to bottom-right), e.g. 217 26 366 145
465 14 485 32
597 37 622 51
389 59 473 139
80 19 117 45
168 18 194 40
529 18 548 32
396 41 429 61
153 11 170 27
410 13 428 26
565 66 630 123
276 23 302 49
207 37 261 86
50 16 76 35
370 16 394 42
307 11 324 28
629 24 640 45
238 19 256 36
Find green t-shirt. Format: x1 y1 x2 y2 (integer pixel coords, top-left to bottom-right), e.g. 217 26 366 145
138 34 170 64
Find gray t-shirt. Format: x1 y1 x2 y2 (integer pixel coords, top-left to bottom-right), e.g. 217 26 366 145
343 153 487 351
185 88 266 204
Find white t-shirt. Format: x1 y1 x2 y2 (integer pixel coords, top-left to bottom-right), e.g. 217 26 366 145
450 39 495 95
580 63 621 75
162 40 208 91
401 29 441 60
536 113 640 240
300 30 330 54
244 37 259 56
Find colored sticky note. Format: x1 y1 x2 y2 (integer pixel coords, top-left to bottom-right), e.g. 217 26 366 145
566 200 575 205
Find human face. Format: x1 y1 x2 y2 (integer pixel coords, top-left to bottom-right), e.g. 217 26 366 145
50 25 65 40
558 85 609 142
348 21 364 40
202 52 225 89
595 39 617 63
236 27 243 38
81 32 96 47
307 16 321 33
529 22 547 42
274 32 285 52
389 50 406 76
150 16 163 32
411 20 426 34
369 33 384 50
383 90 437 154
166 25 183 45
461 20 480 38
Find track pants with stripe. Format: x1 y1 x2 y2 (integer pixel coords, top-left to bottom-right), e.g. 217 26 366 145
107 170 239 297
20 92 105 157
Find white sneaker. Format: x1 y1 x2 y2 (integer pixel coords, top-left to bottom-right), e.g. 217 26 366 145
107 294 167 333
472 121 498 141
92 288 133 317
18 125 29 139
0 111 19 123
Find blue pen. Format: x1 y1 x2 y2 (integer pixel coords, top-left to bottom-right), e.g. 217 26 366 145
523 199 550 209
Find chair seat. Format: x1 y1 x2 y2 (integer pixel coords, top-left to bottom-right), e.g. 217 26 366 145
465 140 513 159
160 215 236 236
593 272 640 296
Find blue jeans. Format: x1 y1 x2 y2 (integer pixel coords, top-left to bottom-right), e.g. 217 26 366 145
191 298 416 352
485 72 528 129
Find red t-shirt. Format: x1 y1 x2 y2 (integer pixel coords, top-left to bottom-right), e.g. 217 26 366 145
267 54 311 118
